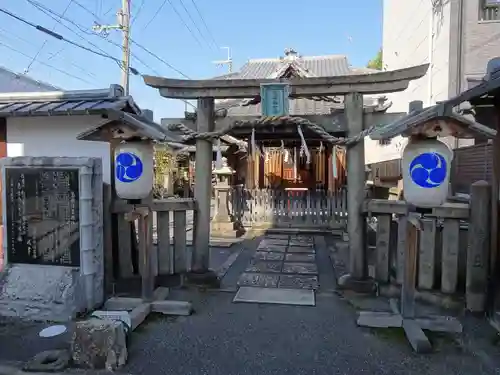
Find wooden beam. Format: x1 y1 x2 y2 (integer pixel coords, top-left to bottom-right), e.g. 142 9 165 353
362 199 469 219
112 198 197 213
144 64 429 99
162 112 407 135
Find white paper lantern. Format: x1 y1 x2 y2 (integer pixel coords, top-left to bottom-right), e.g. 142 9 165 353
402 138 453 208
114 142 154 200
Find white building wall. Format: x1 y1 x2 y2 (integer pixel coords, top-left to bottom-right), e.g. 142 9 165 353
365 0 452 165
6 116 112 183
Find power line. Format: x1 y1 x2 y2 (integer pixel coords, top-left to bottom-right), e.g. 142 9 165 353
131 0 145 26
26 0 189 79
141 0 169 32
24 2 128 73
0 28 97 80
71 0 104 24
0 7 139 74
141 0 204 49
167 0 204 49
25 0 74 73
188 0 218 49
2 4 196 110
177 0 213 50
0 40 93 85
129 39 191 79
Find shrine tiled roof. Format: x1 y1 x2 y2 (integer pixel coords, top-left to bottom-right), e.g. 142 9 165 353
214 54 351 80
212 48 389 117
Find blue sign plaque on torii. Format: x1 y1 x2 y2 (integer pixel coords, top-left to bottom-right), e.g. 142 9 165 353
260 83 290 116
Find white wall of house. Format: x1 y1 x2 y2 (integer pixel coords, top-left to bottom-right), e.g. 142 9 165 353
365 0 452 165
6 116 112 183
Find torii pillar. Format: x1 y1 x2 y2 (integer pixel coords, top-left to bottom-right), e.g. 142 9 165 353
142 63 429 289
338 92 371 291
192 98 215 276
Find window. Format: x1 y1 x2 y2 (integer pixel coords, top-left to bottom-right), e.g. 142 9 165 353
480 0 500 21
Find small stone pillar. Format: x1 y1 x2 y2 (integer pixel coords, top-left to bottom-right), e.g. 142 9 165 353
211 162 244 238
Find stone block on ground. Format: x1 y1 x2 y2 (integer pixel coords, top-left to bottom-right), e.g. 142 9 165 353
71 318 127 371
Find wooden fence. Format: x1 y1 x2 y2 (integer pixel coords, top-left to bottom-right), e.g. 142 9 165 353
451 142 493 194
364 182 491 310
364 199 470 293
231 187 348 229
111 198 196 279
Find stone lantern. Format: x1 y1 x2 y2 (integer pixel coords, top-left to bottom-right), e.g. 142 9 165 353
211 158 244 238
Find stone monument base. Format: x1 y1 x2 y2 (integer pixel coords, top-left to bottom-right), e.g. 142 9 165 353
0 265 88 322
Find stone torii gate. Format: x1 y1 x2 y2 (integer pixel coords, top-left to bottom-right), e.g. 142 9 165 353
143 64 429 288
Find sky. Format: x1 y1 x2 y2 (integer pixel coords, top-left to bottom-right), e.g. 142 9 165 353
0 0 383 121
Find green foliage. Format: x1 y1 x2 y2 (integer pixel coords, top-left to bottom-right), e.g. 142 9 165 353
367 49 383 71
153 149 176 199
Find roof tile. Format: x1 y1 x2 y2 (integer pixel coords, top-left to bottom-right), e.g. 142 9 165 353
212 52 385 116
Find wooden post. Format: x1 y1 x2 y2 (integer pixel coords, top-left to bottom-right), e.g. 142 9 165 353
192 98 215 275
466 180 491 312
401 215 419 318
344 93 368 278
441 219 460 294
417 218 436 290
396 216 408 284
490 97 500 311
157 211 172 274
375 214 391 283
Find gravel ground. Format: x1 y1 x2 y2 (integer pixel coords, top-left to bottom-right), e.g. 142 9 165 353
2 232 500 375
122 289 500 375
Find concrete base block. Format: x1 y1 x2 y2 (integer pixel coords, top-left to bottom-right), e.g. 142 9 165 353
337 274 376 294
104 297 143 311
100 288 191 332
357 310 462 353
233 286 315 306
151 300 193 316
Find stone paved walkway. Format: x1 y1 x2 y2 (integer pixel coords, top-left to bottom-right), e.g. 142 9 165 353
236 234 325 291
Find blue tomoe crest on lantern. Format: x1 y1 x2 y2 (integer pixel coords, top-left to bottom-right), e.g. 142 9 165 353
115 152 144 183
409 152 447 188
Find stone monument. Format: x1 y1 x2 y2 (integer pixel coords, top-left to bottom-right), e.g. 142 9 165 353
0 157 103 322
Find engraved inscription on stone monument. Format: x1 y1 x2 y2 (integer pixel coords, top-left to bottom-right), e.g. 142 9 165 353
5 168 80 266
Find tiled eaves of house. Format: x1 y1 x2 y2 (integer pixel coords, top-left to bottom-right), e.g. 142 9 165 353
212 55 388 117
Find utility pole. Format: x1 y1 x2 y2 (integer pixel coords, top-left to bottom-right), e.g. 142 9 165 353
212 47 232 74
93 0 131 95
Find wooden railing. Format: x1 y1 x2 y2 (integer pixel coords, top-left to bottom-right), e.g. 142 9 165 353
481 5 500 21
364 180 491 311
364 199 469 293
111 198 197 279
231 187 347 228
